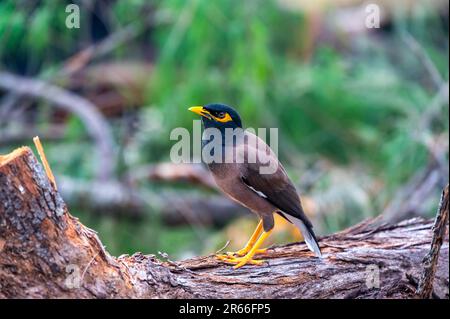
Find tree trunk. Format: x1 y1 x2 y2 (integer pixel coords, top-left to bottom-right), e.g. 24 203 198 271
0 147 448 299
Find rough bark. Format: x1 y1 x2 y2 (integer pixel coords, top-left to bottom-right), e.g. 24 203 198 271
0 147 448 299
417 184 449 298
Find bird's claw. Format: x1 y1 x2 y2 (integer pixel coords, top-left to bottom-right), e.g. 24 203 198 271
216 254 265 269
224 248 267 257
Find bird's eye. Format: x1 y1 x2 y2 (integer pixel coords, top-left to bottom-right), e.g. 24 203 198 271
216 112 226 119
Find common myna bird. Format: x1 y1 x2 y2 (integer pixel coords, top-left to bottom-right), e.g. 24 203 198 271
189 103 322 268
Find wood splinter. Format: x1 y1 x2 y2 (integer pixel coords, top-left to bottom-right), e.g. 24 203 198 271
33 136 57 190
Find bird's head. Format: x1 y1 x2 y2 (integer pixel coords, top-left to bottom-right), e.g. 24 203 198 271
188 103 242 129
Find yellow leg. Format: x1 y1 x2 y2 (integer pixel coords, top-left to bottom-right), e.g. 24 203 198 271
218 230 273 269
232 220 268 256
216 220 267 261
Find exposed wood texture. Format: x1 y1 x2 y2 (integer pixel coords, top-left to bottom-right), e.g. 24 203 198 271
0 147 448 299
417 184 449 298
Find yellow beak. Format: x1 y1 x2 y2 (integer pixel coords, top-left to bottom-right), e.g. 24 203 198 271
188 106 206 117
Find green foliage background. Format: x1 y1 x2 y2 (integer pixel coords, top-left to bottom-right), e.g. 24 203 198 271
0 0 448 258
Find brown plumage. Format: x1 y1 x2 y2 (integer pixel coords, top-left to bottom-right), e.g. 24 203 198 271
189 103 321 268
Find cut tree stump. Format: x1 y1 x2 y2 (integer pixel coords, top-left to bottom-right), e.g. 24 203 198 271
0 147 448 299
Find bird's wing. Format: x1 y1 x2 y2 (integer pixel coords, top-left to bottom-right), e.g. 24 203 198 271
237 132 322 257
237 131 312 228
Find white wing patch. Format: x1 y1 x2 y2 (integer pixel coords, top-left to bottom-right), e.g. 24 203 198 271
243 182 268 199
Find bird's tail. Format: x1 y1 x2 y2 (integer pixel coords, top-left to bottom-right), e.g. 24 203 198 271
286 216 322 258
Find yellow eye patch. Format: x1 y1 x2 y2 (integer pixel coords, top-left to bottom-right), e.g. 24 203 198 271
211 112 233 123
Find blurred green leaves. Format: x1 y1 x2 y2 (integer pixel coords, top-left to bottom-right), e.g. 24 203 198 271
0 0 448 257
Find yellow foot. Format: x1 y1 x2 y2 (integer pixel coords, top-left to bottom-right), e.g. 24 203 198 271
226 248 267 257
216 254 265 269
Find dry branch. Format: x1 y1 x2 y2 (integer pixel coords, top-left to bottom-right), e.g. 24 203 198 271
0 125 67 147
58 176 249 226
128 163 217 190
60 10 170 78
417 184 449 298
0 147 448 299
0 71 115 181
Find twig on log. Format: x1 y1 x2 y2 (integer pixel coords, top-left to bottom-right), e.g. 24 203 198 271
417 184 449 299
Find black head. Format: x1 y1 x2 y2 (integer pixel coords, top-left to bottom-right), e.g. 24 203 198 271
188 103 242 129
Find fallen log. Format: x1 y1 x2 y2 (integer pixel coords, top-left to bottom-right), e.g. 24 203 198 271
0 147 448 298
